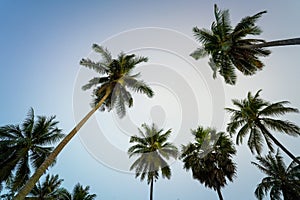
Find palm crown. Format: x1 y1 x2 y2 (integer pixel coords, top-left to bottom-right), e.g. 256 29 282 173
128 123 178 200
252 150 300 200
191 4 270 84
180 126 236 200
226 90 300 164
81 44 154 117
28 174 64 199
58 183 96 200
128 123 178 183
0 108 63 191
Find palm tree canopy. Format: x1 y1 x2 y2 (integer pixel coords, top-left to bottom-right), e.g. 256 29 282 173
226 90 300 155
80 44 154 118
58 183 96 200
252 150 300 200
180 126 236 191
191 4 271 84
128 123 178 184
0 108 63 191
26 174 64 200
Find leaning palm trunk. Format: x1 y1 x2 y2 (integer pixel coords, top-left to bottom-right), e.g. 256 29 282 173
14 91 110 200
241 37 300 49
256 121 300 165
216 187 224 200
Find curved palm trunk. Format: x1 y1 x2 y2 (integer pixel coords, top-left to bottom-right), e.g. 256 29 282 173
256 121 300 165
216 187 224 200
241 38 300 49
14 91 110 200
150 178 154 200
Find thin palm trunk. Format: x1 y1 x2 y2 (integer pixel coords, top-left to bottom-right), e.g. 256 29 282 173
217 187 223 200
216 186 224 200
13 91 110 200
256 121 300 165
241 37 300 49
150 178 154 200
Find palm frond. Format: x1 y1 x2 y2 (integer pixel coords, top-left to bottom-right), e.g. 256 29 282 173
247 127 263 154
0 125 23 140
218 58 236 85
123 76 154 98
233 10 267 38
92 44 112 64
80 58 108 74
12 156 30 191
190 47 208 60
259 101 299 117
22 108 35 137
262 118 300 136
131 55 148 66
213 4 232 36
236 123 250 145
81 77 102 91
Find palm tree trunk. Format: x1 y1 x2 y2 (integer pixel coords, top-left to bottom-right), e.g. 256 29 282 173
256 121 300 165
216 187 224 200
241 37 300 49
13 91 110 200
150 178 154 200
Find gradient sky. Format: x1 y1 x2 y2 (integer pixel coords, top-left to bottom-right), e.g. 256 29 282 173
1 1 300 199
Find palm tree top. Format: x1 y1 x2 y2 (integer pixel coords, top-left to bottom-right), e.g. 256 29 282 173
0 108 63 191
80 44 154 118
252 150 300 200
227 89 299 135
128 123 178 158
191 4 271 84
181 126 236 162
27 174 64 199
180 126 237 200
59 183 97 200
226 89 300 155
128 123 178 182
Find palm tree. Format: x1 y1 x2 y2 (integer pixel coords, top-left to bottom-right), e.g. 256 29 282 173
128 123 178 200
25 174 64 200
252 150 300 200
14 45 154 200
180 126 236 200
190 4 300 84
226 89 300 165
0 108 63 192
58 183 96 200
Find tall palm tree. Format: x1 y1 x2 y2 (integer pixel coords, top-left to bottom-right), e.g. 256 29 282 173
0 108 63 192
14 45 154 200
190 4 300 84
25 174 64 200
252 150 300 200
128 123 178 200
226 90 300 165
58 183 96 200
181 126 236 200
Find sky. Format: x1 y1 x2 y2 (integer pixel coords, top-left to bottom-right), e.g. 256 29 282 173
1 0 300 199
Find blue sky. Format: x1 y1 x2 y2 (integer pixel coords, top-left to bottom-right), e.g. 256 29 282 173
1 1 300 199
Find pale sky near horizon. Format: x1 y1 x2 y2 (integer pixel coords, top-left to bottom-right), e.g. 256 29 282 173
1 1 300 199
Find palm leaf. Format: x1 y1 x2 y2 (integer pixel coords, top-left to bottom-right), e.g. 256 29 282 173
92 44 112 64
80 58 108 74
190 47 208 60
